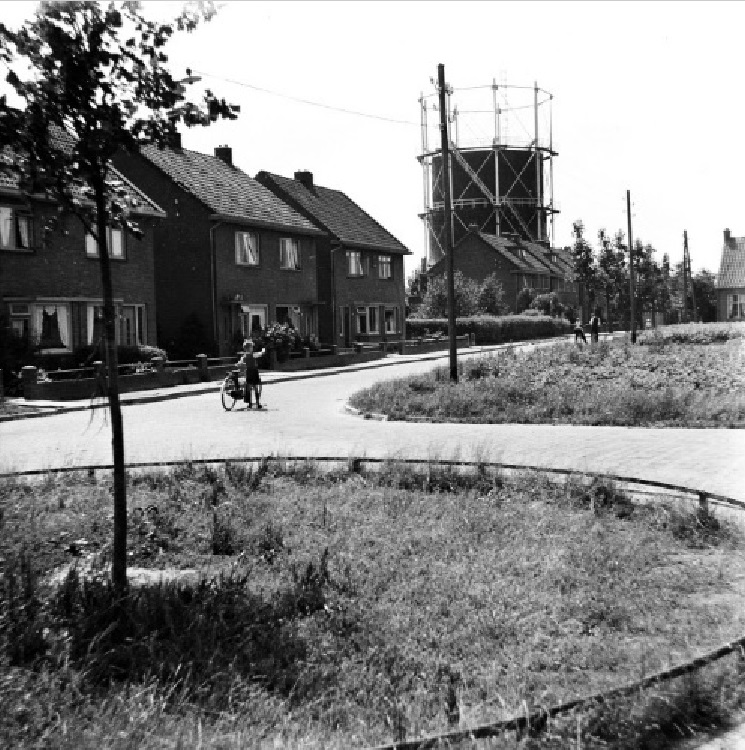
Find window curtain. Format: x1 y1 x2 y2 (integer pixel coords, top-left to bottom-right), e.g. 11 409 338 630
87 305 105 345
0 207 11 247
244 233 258 264
37 304 69 349
16 215 29 248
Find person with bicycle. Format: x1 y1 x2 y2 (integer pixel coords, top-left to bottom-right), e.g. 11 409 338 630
237 338 265 409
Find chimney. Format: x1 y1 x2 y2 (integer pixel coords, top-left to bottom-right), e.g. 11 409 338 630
214 145 232 166
724 228 731 245
171 131 182 150
294 170 314 190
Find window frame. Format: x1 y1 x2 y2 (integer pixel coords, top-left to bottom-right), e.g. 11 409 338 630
0 206 33 252
85 226 125 260
355 305 379 335
347 250 364 277
279 237 301 270
34 302 72 353
728 294 745 319
378 254 392 280
235 230 260 266
384 306 398 335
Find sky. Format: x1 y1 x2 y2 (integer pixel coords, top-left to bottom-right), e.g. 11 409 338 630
3 0 744 279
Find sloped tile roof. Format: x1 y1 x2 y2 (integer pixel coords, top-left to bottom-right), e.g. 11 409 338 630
140 146 320 234
256 171 409 254
717 236 745 288
1 140 164 216
477 233 558 275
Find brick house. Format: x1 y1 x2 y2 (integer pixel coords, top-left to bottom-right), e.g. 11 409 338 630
0 166 164 358
426 227 578 313
716 228 745 321
255 170 410 347
113 144 324 357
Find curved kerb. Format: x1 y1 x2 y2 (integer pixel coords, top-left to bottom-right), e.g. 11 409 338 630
2 455 744 749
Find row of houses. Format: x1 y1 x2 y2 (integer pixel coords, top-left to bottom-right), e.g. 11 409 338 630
1 142 410 360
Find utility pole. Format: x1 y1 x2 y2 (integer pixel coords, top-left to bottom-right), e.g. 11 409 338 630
682 230 689 323
627 189 636 343
438 63 457 382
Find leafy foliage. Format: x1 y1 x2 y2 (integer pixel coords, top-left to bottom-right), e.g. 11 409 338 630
415 271 505 318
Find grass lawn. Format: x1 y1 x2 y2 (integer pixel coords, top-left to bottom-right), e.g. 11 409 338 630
349 324 745 427
2 462 745 748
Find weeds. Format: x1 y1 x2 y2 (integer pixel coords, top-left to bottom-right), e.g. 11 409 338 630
349 332 745 427
1 463 744 748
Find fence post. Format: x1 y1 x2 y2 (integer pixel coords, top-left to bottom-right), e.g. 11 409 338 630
21 366 37 399
303 346 310 359
470 333 476 347
0 369 3 402
196 353 209 381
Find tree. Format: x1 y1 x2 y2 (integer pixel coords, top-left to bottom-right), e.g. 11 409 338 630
417 270 483 318
530 292 564 318
0 0 238 590
596 228 626 331
516 286 535 314
571 220 596 320
478 273 505 315
692 269 717 322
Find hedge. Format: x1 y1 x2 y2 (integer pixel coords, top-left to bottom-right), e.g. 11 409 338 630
405 314 572 345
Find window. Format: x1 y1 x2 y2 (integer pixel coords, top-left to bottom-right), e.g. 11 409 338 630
276 304 303 333
355 305 379 335
86 227 124 258
87 304 106 344
378 254 392 279
279 237 300 270
9 303 30 339
347 250 364 276
541 275 550 289
0 207 32 251
728 294 745 319
34 303 71 351
235 231 259 266
384 307 398 334
119 305 145 346
240 305 267 337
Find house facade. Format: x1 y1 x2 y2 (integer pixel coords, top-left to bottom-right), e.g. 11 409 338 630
256 170 410 347
0 167 163 359
716 228 745 321
113 144 325 357
426 227 578 313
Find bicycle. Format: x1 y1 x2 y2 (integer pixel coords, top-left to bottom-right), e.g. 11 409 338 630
220 369 262 411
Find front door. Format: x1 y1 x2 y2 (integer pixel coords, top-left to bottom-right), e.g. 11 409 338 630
240 305 267 338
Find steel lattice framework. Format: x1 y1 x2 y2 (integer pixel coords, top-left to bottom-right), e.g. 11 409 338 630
418 79 559 266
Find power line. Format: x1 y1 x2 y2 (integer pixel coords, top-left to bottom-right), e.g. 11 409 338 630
191 69 419 126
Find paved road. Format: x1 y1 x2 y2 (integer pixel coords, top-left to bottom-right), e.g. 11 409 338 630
2 349 744 501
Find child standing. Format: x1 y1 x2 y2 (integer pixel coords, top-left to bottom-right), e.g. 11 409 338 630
237 339 265 409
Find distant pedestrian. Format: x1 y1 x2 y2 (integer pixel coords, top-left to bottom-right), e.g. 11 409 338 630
590 313 600 344
574 319 587 344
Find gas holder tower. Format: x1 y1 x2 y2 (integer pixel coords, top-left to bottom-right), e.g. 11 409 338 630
418 79 559 267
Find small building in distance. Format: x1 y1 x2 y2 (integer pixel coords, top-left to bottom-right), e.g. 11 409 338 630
425 226 578 313
716 228 745 321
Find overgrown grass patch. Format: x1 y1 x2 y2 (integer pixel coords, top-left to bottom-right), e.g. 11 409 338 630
350 332 745 426
1 463 745 747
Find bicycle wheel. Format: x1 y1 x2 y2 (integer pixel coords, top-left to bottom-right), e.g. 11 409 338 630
220 376 239 411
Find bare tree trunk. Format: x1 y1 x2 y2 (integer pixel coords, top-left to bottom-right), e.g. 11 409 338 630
95 183 128 591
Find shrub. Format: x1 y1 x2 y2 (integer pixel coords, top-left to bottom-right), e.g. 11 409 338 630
406 314 571 345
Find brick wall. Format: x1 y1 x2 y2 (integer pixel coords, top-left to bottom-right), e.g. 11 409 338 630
0 197 158 346
112 151 215 353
